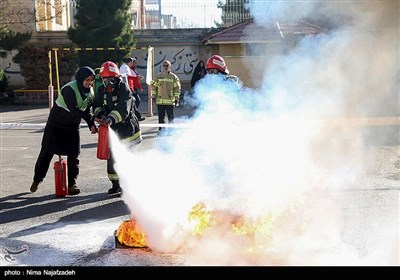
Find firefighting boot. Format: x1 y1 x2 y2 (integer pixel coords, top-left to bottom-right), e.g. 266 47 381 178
108 181 122 195
68 185 80 195
30 180 43 193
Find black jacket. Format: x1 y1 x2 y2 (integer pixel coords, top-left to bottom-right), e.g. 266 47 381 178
93 77 141 141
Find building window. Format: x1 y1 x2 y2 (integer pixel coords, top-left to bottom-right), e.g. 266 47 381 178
35 0 69 32
55 0 63 25
35 0 50 32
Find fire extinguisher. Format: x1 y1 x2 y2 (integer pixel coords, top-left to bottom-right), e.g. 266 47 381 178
97 124 110 160
54 155 68 197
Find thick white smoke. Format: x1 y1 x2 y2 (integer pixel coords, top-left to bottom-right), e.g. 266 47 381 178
111 0 399 265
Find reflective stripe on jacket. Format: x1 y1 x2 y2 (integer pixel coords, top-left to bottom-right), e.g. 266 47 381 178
93 81 142 144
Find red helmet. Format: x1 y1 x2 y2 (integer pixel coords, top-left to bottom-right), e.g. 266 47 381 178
99 61 120 77
206 55 229 74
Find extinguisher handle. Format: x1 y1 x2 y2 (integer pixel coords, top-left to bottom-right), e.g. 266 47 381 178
95 117 103 123
95 118 109 127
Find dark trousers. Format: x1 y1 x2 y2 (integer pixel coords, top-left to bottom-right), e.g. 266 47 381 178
133 90 141 109
134 105 143 120
157 104 174 131
33 148 79 187
133 90 143 120
107 151 118 184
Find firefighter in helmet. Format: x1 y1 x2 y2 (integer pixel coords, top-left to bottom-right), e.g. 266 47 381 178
93 61 142 195
205 55 241 86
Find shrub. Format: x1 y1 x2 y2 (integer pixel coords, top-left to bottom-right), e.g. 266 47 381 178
13 46 78 90
0 69 9 92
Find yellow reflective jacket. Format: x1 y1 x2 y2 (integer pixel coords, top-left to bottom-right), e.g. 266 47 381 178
151 70 181 105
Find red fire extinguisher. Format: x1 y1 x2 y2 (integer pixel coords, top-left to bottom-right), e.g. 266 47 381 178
54 155 68 197
97 124 110 160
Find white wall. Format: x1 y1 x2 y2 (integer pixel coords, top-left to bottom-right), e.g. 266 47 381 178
1 50 25 88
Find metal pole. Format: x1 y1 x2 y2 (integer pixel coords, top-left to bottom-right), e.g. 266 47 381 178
158 0 162 28
48 50 54 110
146 46 154 117
54 49 61 98
140 0 145 29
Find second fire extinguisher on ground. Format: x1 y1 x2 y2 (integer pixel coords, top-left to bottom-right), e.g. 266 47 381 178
54 155 68 197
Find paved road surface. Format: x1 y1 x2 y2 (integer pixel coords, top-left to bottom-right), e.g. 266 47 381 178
0 103 399 270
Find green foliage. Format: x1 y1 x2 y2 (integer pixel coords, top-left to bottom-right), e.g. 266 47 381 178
13 46 78 90
0 16 31 58
0 69 9 92
0 30 31 52
68 0 136 68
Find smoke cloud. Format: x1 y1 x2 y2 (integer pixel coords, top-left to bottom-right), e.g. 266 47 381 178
111 0 399 265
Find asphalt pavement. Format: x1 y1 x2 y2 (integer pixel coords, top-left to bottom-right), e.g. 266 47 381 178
0 101 399 272
0 102 193 269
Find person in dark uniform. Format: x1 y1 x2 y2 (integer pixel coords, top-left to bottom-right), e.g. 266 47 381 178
30 66 97 195
205 55 240 85
93 61 142 195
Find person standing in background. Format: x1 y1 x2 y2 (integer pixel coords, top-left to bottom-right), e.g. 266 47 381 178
119 57 145 121
119 57 135 85
151 60 181 134
129 57 145 121
190 59 206 90
30 66 97 195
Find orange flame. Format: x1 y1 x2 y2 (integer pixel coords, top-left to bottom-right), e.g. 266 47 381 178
116 199 305 251
188 202 271 238
116 220 147 247
187 202 214 236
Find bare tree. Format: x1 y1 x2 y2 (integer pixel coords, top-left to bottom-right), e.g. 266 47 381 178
0 1 31 57
0 0 65 27
0 0 35 27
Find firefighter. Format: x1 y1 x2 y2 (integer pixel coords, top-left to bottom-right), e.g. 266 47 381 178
205 55 241 86
93 61 142 195
130 58 146 121
30 66 97 195
150 60 181 134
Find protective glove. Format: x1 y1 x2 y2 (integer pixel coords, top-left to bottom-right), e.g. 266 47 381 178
95 112 105 121
95 115 110 126
95 115 104 124
105 117 113 126
174 100 179 107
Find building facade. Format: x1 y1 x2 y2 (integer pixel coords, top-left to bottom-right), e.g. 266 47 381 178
1 1 326 91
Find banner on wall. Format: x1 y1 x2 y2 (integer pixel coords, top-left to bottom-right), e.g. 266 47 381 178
146 47 153 85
